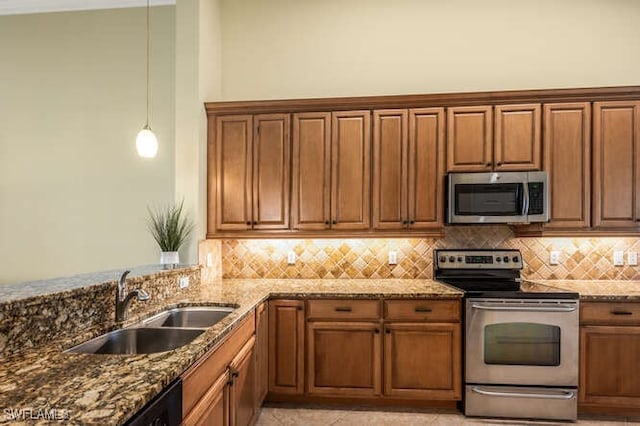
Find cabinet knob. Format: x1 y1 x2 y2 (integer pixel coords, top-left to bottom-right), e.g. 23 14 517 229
385 328 391 334
246 221 251 226
374 329 380 334
227 380 234 386
409 220 415 225
485 162 491 167
232 371 239 378
402 220 408 225
253 221 257 226
497 162 503 166
332 220 337 225
297 306 303 311
324 220 330 225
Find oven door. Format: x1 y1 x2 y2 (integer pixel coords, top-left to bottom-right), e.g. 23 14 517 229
465 298 579 386
448 172 529 224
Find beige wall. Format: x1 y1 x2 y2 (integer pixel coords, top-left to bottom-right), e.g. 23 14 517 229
220 0 640 100
0 6 176 284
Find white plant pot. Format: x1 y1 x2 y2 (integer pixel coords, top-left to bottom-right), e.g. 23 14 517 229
160 251 180 267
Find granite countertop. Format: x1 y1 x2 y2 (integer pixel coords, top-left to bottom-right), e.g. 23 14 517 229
0 278 460 425
526 280 640 301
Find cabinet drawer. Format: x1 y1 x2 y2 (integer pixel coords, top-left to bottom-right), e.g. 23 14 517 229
384 299 460 322
581 302 640 325
307 299 380 321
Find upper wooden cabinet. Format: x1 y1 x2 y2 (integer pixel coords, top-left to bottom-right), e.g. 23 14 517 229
446 104 541 172
543 103 591 230
446 106 493 172
291 112 331 231
494 104 541 171
593 101 640 228
211 114 290 233
331 111 371 230
372 108 445 230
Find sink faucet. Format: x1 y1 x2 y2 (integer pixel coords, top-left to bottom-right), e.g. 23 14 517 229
115 270 150 322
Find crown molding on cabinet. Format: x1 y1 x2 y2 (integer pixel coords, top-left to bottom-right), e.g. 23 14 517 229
0 0 174 16
205 85 640 115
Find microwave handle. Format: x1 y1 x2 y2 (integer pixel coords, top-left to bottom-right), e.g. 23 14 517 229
522 182 530 216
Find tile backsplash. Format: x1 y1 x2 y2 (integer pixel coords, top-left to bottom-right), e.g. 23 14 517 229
201 226 640 281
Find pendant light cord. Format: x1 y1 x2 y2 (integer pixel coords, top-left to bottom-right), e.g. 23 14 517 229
145 0 150 126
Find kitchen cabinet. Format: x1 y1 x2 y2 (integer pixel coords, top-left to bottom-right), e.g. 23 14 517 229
291 111 371 231
446 104 541 172
372 108 445 230
229 337 257 426
212 113 290 232
182 312 255 425
493 104 541 171
592 101 640 229
255 302 268 406
446 106 493 172
384 323 461 400
580 301 640 411
268 300 305 395
291 112 331 230
383 299 461 400
307 321 382 397
542 103 592 230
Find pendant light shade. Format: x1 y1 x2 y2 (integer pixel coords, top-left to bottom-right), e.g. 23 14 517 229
136 124 158 158
136 0 158 158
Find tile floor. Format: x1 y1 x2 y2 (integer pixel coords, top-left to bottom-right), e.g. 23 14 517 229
256 406 640 425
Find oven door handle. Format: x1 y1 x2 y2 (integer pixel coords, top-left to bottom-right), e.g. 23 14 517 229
471 303 577 312
471 386 576 400
522 181 530 217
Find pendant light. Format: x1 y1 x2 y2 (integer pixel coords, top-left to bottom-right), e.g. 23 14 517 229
136 0 158 158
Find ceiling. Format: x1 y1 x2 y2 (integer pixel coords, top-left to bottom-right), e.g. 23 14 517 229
0 0 174 15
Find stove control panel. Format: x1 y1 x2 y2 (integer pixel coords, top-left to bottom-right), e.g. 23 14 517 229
435 250 523 270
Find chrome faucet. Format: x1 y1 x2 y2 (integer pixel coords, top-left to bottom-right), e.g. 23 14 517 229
115 270 150 322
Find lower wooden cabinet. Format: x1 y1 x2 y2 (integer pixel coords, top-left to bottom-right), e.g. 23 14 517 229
269 300 305 395
230 337 257 426
307 321 382 397
255 302 269 405
182 369 229 426
384 323 461 399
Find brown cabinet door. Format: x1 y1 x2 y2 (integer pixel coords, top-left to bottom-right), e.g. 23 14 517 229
252 114 290 230
254 302 268 407
408 108 445 229
230 337 257 426
307 321 382 397
494 104 541 171
215 115 253 231
384 322 461 400
446 106 492 172
291 112 331 230
331 111 371 230
268 300 305 395
580 326 640 408
373 109 408 230
593 101 640 228
543 103 591 229
183 369 230 426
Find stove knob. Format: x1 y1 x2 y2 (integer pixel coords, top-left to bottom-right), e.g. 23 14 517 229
457 256 463 262
495 256 502 262
512 256 520 263
503 256 510 263
449 256 455 263
439 256 446 263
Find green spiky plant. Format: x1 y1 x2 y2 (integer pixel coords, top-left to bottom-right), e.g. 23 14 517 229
147 200 194 252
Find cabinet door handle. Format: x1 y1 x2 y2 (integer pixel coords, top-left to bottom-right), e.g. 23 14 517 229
324 220 329 225
246 221 251 226
497 162 503 166
332 220 337 225
252 221 257 225
415 307 433 313
485 162 491 167
402 220 408 225
374 328 380 334
227 380 234 386
385 328 391 334
297 306 303 311
334 307 352 312
611 310 633 315
232 371 239 378
409 220 415 225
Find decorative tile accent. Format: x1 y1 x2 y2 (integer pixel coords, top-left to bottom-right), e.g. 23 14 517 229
215 227 640 281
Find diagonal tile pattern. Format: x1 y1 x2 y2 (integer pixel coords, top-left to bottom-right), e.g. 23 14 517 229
212 226 640 281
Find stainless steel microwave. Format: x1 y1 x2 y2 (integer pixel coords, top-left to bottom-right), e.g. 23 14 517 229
447 171 549 224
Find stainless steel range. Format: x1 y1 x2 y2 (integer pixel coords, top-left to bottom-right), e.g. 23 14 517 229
434 249 579 421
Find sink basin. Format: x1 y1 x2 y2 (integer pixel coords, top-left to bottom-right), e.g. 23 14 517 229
142 306 234 329
66 327 204 355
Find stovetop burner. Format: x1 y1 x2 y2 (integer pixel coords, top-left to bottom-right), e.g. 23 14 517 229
434 249 578 300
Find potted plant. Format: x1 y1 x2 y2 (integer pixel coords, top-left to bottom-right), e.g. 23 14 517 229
147 200 194 268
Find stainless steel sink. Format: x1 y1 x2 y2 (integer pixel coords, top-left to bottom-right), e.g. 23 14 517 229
142 306 234 329
66 327 204 355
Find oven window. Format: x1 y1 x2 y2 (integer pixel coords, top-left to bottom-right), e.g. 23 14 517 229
455 183 522 216
484 322 561 366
